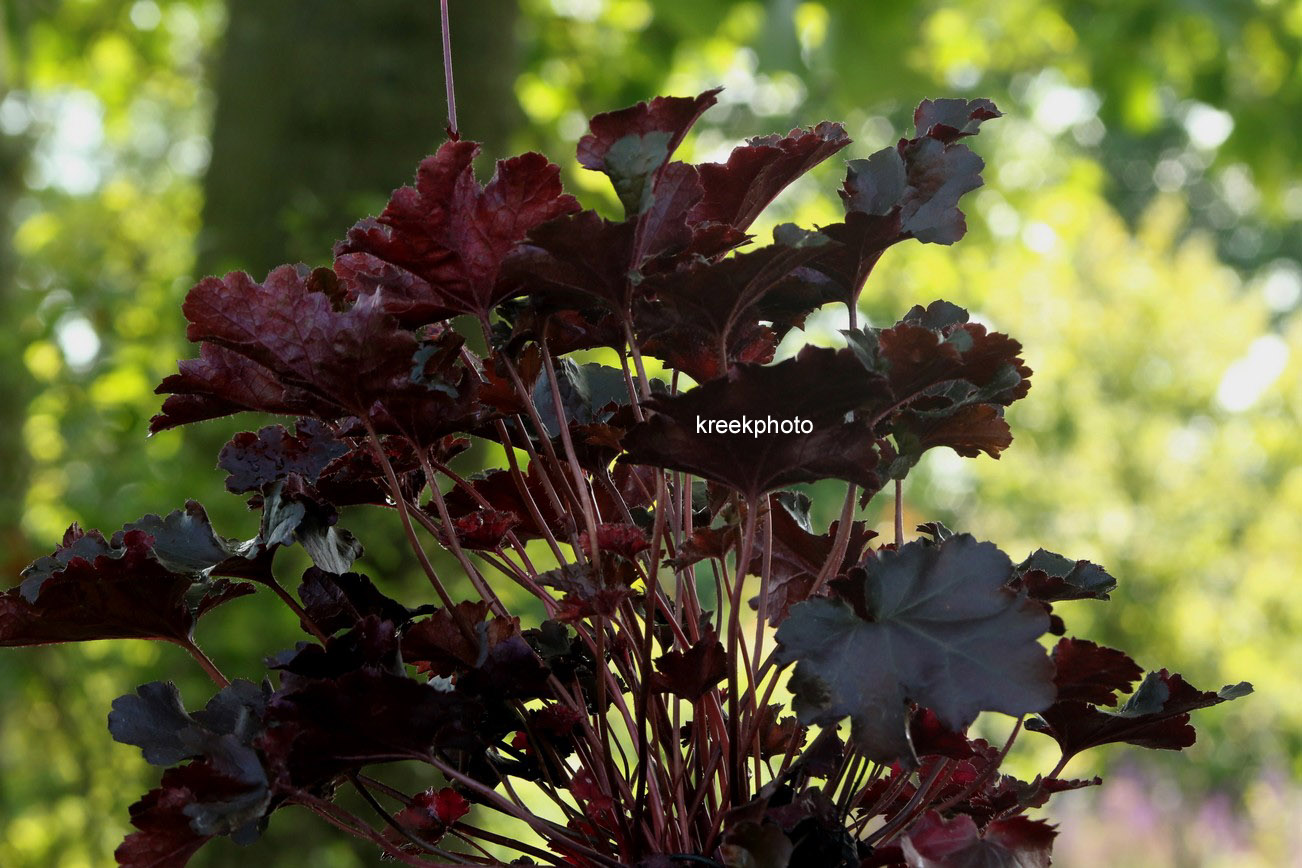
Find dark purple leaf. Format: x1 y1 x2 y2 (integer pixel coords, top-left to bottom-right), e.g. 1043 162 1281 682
297 567 422 636
111 678 272 866
109 681 201 766
620 346 891 498
775 535 1054 766
807 100 999 306
257 478 363 574
261 619 482 786
121 501 256 576
720 821 794 868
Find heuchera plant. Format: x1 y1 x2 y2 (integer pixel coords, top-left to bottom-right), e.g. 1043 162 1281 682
3 87 1251 867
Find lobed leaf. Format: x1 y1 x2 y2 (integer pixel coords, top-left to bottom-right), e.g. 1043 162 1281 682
1012 549 1117 602
1048 638 1143 706
3 528 253 647
1027 669 1252 759
335 139 580 322
775 535 1055 766
748 492 876 626
577 88 720 216
901 811 1055 868
691 122 851 231
619 346 890 498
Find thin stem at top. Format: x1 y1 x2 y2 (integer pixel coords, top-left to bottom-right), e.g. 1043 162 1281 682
439 0 458 135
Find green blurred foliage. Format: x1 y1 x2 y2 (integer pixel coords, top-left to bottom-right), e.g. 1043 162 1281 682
1 0 1299 865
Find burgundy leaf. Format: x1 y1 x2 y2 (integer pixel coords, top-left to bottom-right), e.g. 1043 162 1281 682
620 346 891 498
179 265 416 417
691 122 851 230
577 88 721 216
179 266 490 442
150 343 312 433
386 787 469 849
845 304 1032 480
506 210 637 315
334 139 580 322
748 493 875 626
651 632 727 700
963 774 1102 826
261 619 481 786
297 567 422 636
437 508 521 551
495 299 626 357
913 98 1002 144
442 463 567 542
1049 638 1143 706
218 418 349 494
637 314 776 384
539 563 637 622
115 762 253 868
669 525 737 571
570 768 617 834
902 811 1055 868
3 529 253 647
579 523 649 560
641 160 705 257
909 708 980 761
313 434 432 507
402 601 520 677
755 703 806 759
1026 670 1252 760
19 523 116 595
635 226 839 381
1011 549 1117 602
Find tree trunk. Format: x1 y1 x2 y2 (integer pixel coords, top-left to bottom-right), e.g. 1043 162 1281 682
200 0 522 276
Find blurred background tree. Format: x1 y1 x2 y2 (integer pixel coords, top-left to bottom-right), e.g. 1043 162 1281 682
1 0 1298 865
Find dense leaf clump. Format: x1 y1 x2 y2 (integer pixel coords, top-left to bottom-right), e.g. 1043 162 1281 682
3 92 1248 867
